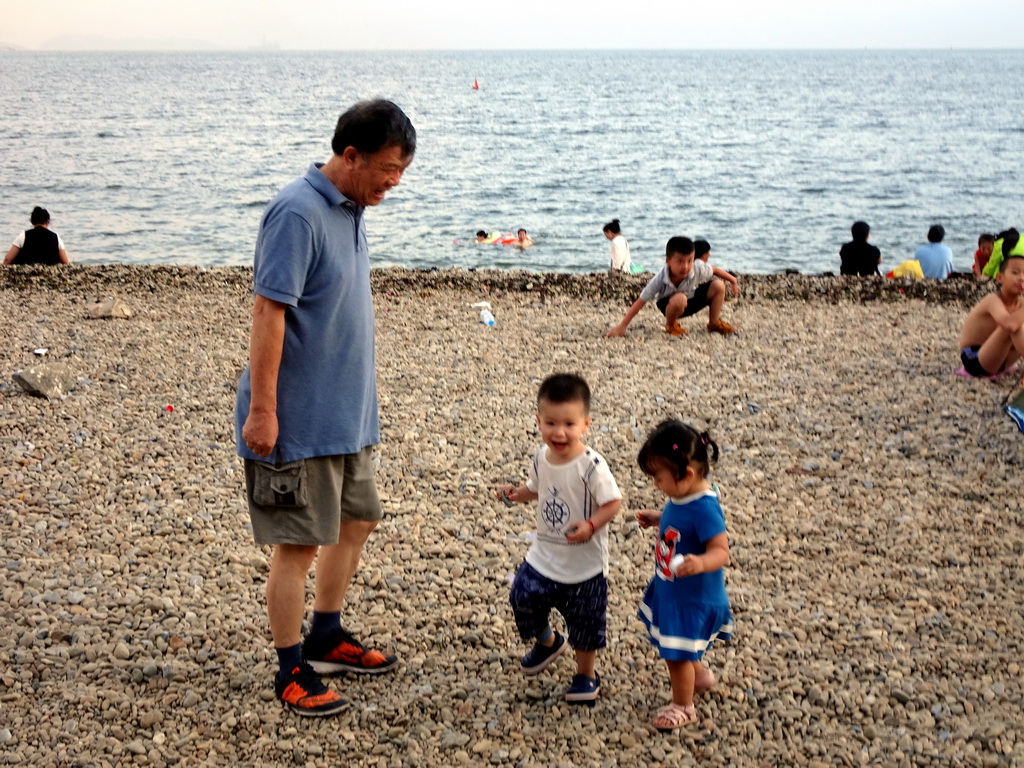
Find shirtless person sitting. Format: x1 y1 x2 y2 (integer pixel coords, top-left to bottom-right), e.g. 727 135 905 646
959 250 1024 378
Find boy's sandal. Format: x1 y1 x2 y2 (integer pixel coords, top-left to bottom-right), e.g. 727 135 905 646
665 323 688 336
653 702 698 731
707 319 736 336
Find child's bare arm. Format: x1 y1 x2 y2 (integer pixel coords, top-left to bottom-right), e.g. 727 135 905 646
711 266 739 297
607 298 646 337
635 509 662 528
499 483 537 504
675 532 729 577
1000 300 1024 334
565 498 621 543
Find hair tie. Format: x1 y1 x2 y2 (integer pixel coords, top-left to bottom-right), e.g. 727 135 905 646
701 436 708 445
672 444 678 451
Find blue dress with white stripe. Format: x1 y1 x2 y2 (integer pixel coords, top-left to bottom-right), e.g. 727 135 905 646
638 490 733 661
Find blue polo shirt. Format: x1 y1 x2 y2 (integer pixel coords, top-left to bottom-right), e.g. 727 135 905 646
235 163 380 463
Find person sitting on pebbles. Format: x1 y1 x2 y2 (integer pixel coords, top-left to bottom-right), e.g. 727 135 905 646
607 236 739 338
499 373 622 705
958 246 1024 379
4 206 70 265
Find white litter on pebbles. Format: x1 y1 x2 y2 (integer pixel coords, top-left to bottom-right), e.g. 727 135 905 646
0 266 1020 768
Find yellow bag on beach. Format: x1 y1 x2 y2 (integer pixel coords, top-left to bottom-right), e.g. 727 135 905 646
890 260 924 279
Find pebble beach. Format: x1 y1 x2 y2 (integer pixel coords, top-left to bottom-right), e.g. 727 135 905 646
1 266 1021 768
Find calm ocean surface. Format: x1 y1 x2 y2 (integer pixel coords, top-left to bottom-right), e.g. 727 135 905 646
2 50 1023 275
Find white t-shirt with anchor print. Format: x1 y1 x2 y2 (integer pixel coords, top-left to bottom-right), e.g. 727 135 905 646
524 445 622 583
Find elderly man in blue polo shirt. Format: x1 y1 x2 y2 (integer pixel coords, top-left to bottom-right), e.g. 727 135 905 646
235 100 415 717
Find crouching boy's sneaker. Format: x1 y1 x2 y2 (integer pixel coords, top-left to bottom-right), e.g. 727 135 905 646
275 662 348 717
303 627 398 675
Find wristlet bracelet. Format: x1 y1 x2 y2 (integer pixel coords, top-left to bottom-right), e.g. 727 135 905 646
587 520 595 534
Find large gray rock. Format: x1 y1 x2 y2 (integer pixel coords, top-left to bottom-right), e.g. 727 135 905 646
87 297 132 319
12 364 78 399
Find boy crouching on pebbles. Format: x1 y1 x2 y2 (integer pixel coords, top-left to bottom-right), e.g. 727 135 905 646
607 236 739 338
499 373 622 704
959 248 1024 378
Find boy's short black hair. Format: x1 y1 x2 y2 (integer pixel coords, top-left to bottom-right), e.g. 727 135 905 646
979 233 995 246
537 373 591 412
693 239 711 258
30 207 50 226
927 224 945 243
476 230 487 238
851 221 870 242
1000 254 1024 271
665 236 695 259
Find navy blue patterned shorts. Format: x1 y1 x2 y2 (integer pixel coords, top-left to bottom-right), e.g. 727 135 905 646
509 562 608 651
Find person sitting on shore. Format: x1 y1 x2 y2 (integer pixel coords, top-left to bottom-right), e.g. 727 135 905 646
695 238 738 284
602 219 631 274
694 239 712 263
915 224 953 279
958 249 1024 379
607 236 739 338
514 228 533 248
981 229 1023 279
973 233 995 279
4 207 70 265
839 221 881 276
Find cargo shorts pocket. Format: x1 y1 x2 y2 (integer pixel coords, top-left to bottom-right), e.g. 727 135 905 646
252 460 308 508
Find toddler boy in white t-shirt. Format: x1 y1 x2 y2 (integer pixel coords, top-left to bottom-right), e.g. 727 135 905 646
499 373 622 704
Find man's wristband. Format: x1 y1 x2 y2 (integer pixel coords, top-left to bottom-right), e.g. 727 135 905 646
587 520 595 534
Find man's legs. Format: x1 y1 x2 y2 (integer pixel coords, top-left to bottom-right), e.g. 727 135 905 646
266 543 348 716
302 451 395 675
313 519 378 611
267 544 319 647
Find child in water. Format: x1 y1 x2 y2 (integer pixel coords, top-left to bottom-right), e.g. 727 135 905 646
607 236 739 337
959 247 1024 378
500 373 623 704
635 420 733 730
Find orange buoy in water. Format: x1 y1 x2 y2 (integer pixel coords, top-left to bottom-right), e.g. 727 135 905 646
473 79 479 90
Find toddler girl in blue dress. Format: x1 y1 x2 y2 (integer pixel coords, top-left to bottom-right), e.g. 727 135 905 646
635 419 733 730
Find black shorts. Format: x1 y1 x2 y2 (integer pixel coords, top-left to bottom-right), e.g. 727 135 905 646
655 280 713 318
509 562 608 651
960 345 1002 378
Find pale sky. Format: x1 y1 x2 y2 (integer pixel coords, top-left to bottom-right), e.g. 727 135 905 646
1 0 1021 50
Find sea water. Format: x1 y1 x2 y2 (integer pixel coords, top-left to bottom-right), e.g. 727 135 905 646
2 49 1022 274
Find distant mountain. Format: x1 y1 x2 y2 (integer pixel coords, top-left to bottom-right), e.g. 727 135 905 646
39 35 223 51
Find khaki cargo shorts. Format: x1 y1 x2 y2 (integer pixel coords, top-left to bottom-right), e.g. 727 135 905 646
244 446 382 546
